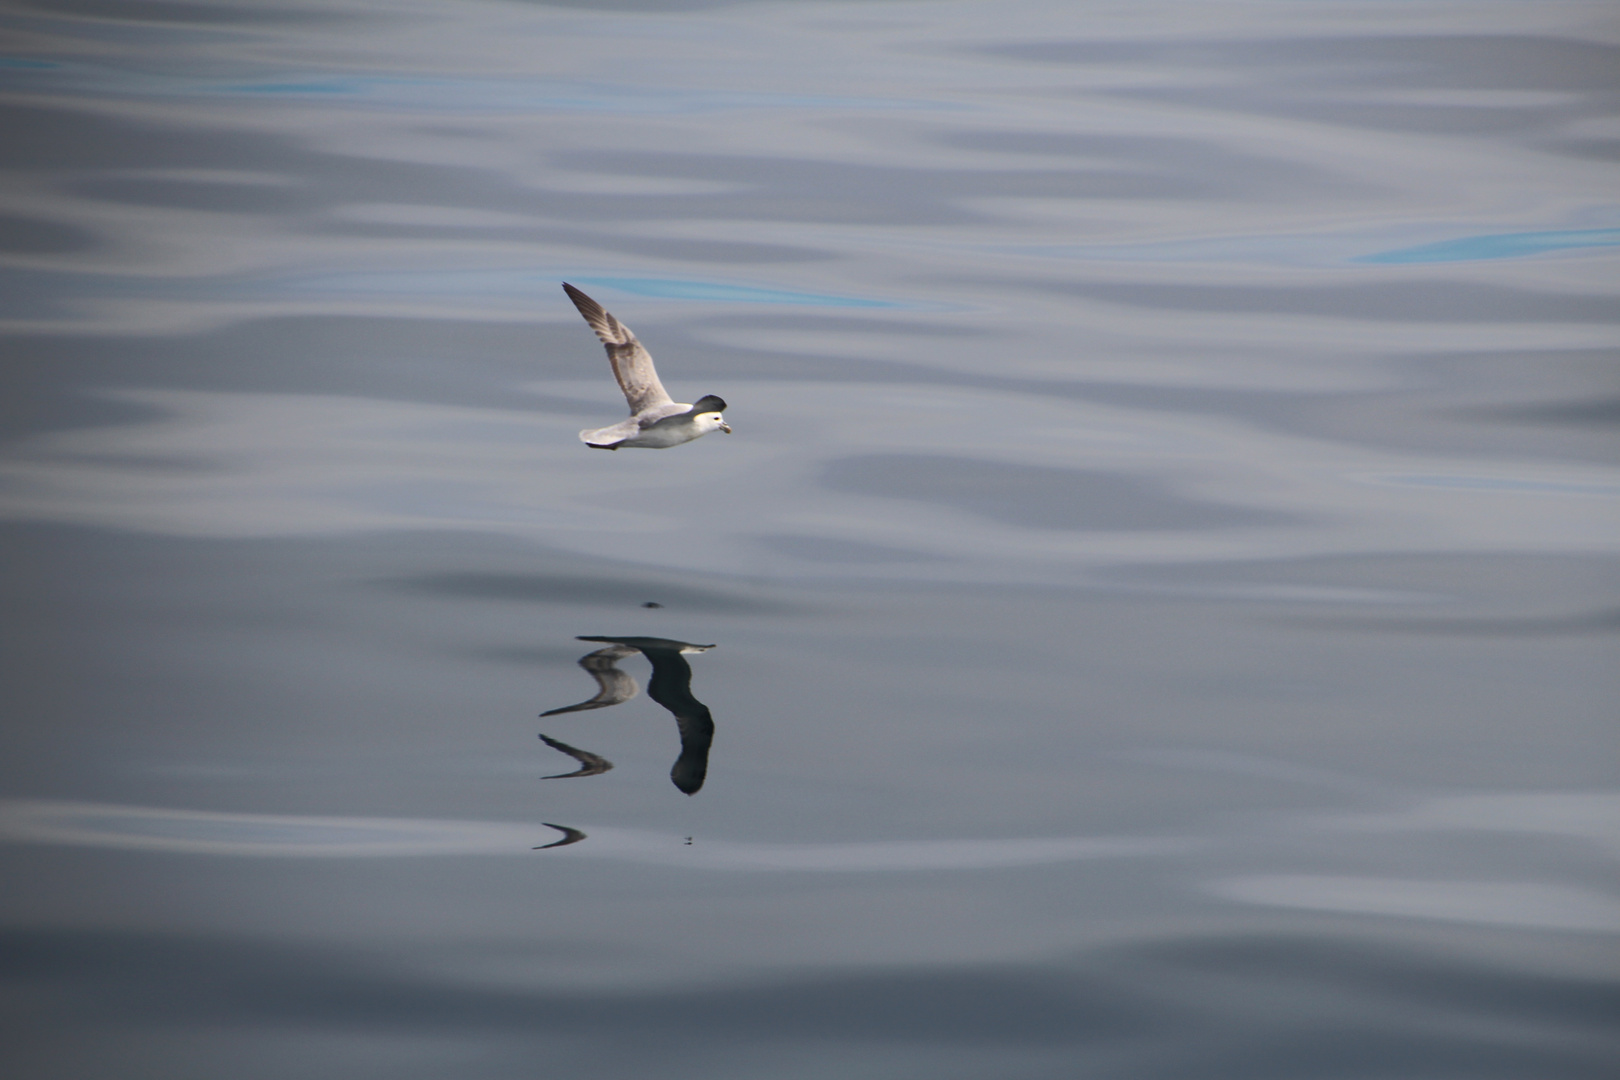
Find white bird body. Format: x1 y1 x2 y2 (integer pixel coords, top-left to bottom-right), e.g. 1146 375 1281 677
563 283 731 450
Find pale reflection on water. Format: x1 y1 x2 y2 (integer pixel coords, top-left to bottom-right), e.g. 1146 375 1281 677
0 0 1616 1075
6 793 1619 934
2 384 1611 583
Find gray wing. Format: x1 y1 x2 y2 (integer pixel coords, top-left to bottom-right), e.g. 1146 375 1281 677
563 283 674 415
537 734 614 779
541 644 640 714
579 416 639 448
577 635 714 653
533 823 587 849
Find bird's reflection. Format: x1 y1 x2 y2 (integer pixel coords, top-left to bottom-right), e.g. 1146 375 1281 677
532 823 586 850
537 635 717 795
537 734 612 779
539 643 639 715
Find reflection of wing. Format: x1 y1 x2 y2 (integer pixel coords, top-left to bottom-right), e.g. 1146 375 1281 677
533 823 586 849
576 635 713 654
669 715 715 794
577 636 716 795
644 649 715 796
541 644 639 716
563 283 674 415
538 734 613 779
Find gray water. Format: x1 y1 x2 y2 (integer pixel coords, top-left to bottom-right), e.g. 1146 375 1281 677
1 0 1617 1076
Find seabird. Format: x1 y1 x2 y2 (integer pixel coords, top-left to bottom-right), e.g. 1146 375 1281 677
563 283 731 449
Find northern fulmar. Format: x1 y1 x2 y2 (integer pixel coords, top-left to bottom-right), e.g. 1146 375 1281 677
563 283 731 450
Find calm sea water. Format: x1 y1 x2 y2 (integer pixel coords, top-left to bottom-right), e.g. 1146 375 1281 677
2 0 1617 1076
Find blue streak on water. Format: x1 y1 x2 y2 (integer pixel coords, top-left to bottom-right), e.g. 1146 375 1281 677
275 270 528 297
1358 228 1620 264
1010 224 1620 268
570 277 903 308
268 269 906 308
0 57 61 70
226 78 357 96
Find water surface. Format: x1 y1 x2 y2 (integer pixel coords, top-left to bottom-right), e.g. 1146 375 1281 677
1 0 1616 1076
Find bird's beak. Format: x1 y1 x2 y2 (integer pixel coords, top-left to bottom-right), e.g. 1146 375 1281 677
720 422 732 434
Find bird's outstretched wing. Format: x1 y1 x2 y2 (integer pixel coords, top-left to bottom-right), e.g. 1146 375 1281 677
563 283 674 415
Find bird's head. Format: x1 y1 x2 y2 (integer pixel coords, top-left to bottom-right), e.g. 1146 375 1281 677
691 395 730 434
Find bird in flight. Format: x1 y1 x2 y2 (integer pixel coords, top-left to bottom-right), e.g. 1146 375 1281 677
563 283 731 450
